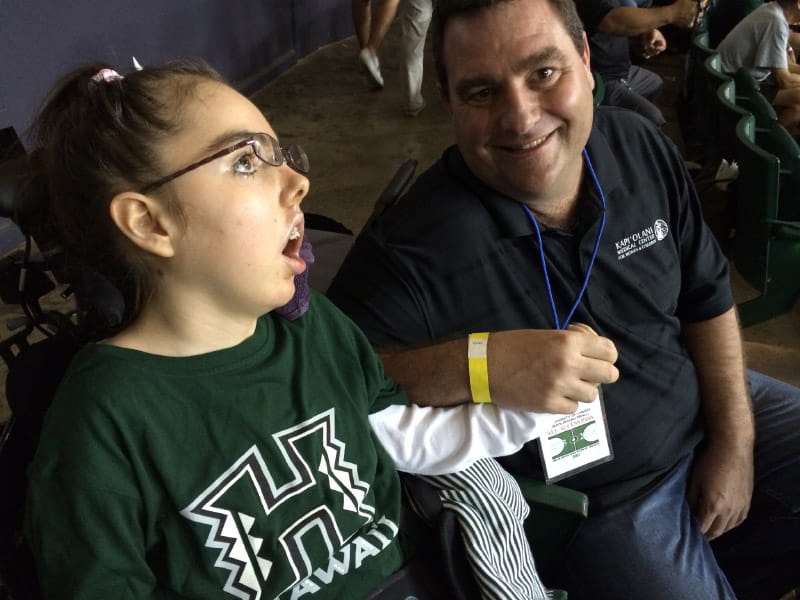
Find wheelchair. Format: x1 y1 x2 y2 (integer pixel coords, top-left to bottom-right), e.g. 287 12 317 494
0 136 585 600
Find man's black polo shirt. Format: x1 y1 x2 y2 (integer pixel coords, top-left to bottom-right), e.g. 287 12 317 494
328 107 733 511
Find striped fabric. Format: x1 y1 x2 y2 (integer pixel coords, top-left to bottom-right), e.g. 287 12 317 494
417 458 550 600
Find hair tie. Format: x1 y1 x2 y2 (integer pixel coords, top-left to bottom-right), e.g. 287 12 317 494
91 68 124 83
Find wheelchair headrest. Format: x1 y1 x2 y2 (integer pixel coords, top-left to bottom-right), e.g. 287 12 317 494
0 155 51 243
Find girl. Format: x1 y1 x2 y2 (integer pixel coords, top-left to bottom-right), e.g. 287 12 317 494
24 59 551 599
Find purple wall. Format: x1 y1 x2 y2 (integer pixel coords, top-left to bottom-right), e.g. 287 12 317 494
0 0 352 149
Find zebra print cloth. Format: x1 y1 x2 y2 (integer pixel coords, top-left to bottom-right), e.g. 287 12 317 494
413 457 551 600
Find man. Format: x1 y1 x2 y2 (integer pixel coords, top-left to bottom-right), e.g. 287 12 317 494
706 0 763 47
579 0 672 126
327 0 800 598
717 0 800 135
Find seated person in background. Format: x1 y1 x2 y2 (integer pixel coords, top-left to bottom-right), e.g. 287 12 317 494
718 0 800 135
705 0 764 47
575 0 698 125
328 0 800 598
24 58 559 599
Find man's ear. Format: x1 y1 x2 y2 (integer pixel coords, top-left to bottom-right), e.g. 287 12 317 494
109 192 177 258
581 32 594 87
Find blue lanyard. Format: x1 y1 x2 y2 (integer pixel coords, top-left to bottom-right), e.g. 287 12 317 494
521 148 607 330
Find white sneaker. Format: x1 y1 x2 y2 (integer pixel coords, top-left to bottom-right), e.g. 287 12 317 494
359 48 384 88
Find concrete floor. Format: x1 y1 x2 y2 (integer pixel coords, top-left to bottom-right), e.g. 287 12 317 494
0 25 798 424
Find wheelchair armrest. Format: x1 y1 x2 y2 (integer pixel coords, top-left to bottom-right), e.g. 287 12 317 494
516 475 588 575
517 475 589 516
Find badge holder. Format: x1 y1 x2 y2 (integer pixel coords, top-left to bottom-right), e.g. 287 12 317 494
539 387 613 483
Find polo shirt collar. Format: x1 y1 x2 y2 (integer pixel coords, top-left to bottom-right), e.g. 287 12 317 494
443 120 622 238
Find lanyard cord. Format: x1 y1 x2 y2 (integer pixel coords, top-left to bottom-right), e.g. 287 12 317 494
522 148 607 330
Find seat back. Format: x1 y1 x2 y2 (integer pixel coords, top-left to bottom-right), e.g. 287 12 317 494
734 68 779 127
756 119 800 221
714 76 750 163
733 114 780 293
733 114 800 325
592 70 605 107
682 33 718 141
694 53 733 160
703 53 731 92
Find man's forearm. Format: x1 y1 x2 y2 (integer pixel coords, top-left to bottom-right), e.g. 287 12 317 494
379 338 471 407
682 307 754 448
598 0 695 36
379 328 620 412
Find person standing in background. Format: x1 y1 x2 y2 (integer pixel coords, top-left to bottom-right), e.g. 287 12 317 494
401 0 434 116
353 0 401 88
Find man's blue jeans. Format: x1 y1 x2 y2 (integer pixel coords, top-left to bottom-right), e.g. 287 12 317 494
551 370 800 600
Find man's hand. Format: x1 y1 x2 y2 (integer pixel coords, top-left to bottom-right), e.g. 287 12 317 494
641 29 667 59
686 443 754 540
487 326 619 414
668 0 699 29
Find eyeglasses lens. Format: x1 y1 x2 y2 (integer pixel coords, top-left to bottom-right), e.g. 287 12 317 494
253 134 309 175
285 144 310 174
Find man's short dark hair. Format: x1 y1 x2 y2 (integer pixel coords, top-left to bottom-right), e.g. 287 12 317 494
432 0 586 92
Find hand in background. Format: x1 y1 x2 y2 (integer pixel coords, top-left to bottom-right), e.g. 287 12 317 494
641 29 667 59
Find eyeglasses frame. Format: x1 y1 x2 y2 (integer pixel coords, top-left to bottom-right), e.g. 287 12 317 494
139 132 309 194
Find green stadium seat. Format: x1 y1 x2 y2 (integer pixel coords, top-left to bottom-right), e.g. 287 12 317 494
517 475 588 577
756 119 800 221
716 80 750 163
732 114 800 326
592 70 605 107
701 55 736 161
734 68 779 127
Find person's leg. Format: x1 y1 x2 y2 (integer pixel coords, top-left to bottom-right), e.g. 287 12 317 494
352 0 371 50
624 65 664 102
772 88 800 136
400 0 433 115
711 371 800 600
552 455 737 600
357 0 398 88
353 0 386 88
366 0 400 52
602 74 666 126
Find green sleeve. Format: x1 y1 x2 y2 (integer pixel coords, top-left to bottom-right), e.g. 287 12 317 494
310 291 409 415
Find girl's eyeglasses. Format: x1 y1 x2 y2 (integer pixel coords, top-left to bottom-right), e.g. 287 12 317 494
139 132 309 194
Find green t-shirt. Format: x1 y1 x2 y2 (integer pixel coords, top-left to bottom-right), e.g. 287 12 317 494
26 292 407 600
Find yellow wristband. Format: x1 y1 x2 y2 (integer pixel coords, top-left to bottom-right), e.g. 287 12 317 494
468 332 492 404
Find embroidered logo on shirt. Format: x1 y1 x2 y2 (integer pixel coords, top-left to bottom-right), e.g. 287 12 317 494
613 219 670 261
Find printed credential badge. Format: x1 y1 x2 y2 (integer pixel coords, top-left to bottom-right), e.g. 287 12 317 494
539 388 613 482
